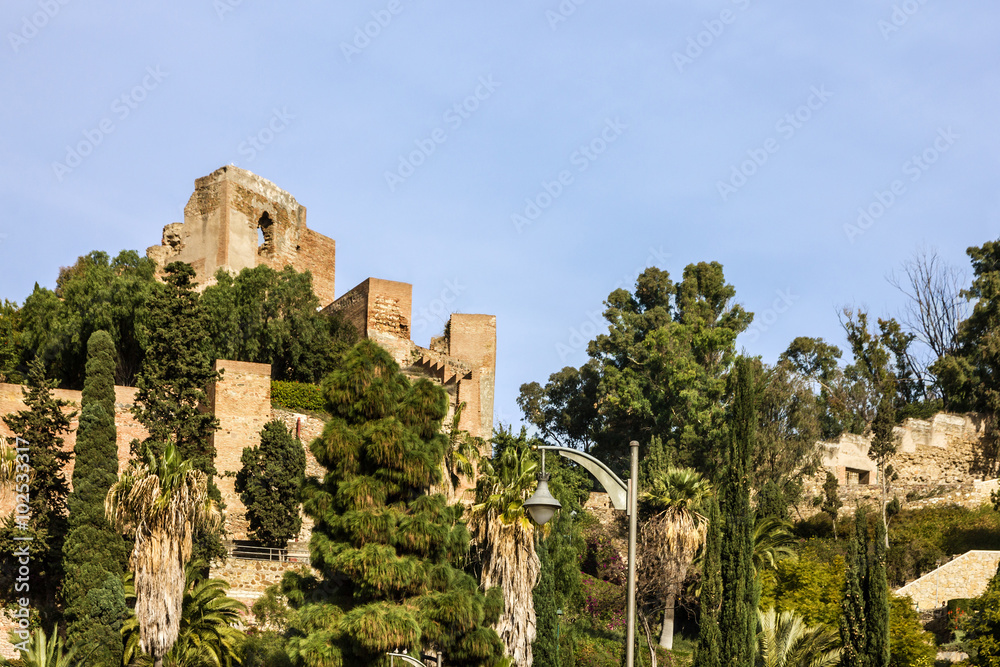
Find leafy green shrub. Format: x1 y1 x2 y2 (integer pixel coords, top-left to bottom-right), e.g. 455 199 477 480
575 634 621 667
890 595 936 667
270 380 326 413
762 552 845 629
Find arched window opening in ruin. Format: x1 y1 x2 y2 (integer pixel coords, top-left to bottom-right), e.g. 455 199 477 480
258 212 274 254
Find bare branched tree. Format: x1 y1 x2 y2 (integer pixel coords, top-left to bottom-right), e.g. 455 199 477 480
887 248 968 391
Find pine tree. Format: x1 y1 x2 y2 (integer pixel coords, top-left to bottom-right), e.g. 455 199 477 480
693 496 722 667
719 357 758 667
0 357 75 619
532 536 559 667
131 261 223 563
62 331 129 666
841 507 869 667
867 514 890 667
283 340 504 666
236 419 306 548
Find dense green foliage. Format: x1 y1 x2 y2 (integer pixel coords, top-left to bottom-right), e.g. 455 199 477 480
868 516 891 667
201 265 357 383
281 340 504 666
236 419 306 548
271 380 327 413
693 497 722 667
967 562 1000 667
761 553 845 630
719 358 758 667
0 358 74 620
888 596 935 667
61 331 129 666
533 537 559 667
519 264 751 474
934 240 1000 473
16 250 158 387
131 261 223 565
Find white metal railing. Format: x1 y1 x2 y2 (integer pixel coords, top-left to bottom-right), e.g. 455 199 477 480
223 541 310 563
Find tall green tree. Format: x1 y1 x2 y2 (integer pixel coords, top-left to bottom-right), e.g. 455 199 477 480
843 310 901 541
235 419 306 548
532 536 559 667
519 263 751 476
0 357 74 620
283 339 504 666
0 299 21 383
105 443 220 667
867 517 890 667
201 264 357 383
131 261 222 563
62 331 129 666
934 239 1000 473
638 467 710 649
719 357 758 667
693 497 722 667
17 250 157 387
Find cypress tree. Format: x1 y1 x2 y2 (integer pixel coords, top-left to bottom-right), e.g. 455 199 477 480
62 330 129 666
840 508 868 667
0 357 75 620
284 340 504 665
719 357 758 667
131 261 223 563
867 513 890 667
532 536 559 667
236 419 306 548
693 496 722 667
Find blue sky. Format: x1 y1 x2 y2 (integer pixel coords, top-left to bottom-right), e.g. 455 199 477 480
2 1 998 429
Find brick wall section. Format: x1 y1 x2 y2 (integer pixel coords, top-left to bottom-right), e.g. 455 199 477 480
0 383 147 515
896 550 1000 610
447 314 496 441
208 360 272 539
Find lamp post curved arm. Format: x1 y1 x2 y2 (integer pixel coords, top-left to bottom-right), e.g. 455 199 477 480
386 651 428 667
534 445 629 512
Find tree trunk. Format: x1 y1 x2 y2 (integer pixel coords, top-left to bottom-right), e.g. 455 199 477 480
659 593 676 649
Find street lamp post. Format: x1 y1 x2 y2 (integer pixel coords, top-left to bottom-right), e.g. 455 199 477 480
525 441 640 667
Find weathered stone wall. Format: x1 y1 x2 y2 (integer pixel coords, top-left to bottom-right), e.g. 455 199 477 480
208 360 273 539
146 166 336 304
0 382 148 515
895 550 1000 610
209 557 315 608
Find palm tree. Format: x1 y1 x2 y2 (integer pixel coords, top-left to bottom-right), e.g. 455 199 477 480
753 515 797 574
123 563 247 667
467 436 540 666
638 466 712 650
757 608 841 667
2 626 79 667
106 443 220 667
440 401 482 503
